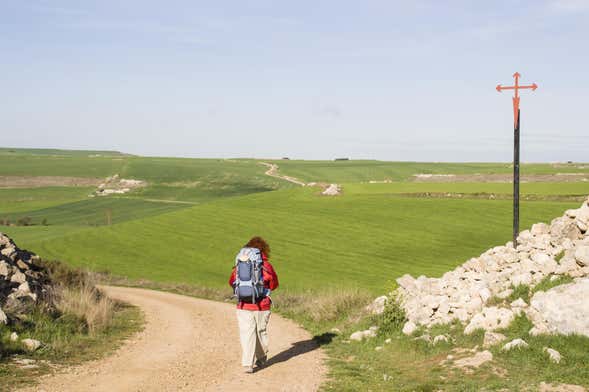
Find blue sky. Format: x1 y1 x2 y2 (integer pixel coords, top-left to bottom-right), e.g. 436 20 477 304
1 0 588 161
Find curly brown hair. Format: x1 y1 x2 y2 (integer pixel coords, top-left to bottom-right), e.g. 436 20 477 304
245 236 270 257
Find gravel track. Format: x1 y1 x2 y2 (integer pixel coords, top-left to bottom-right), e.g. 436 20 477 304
20 286 325 392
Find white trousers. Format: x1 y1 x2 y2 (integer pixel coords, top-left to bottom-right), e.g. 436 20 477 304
236 309 271 367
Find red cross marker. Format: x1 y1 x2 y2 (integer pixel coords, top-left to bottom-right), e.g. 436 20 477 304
496 72 538 128
495 71 539 246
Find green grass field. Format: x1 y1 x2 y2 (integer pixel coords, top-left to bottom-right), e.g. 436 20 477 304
5 188 578 293
0 149 585 294
270 160 589 183
345 182 589 197
1 197 190 226
0 187 95 213
0 147 128 157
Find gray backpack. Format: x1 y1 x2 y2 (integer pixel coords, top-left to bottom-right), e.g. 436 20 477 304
234 247 268 303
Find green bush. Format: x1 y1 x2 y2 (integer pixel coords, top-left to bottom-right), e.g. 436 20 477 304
378 295 407 335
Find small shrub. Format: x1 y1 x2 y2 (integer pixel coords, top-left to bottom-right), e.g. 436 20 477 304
16 217 33 226
378 295 407 335
40 259 90 289
555 250 565 264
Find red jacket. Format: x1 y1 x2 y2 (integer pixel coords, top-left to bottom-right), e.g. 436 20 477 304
229 253 279 311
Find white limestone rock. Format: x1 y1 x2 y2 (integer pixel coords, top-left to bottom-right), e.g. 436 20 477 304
22 339 42 352
453 350 493 369
531 223 550 236
574 246 589 267
502 338 529 351
527 278 589 336
349 331 364 341
510 298 528 308
483 331 507 348
367 295 388 315
464 307 515 335
544 347 562 364
402 321 417 336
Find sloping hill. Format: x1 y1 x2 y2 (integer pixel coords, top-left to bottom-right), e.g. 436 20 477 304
8 187 578 293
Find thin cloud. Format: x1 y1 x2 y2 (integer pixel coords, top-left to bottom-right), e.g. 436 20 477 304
58 19 211 46
313 104 342 118
547 0 589 11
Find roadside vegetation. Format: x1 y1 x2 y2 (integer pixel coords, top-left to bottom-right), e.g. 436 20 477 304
317 304 589 391
0 261 143 390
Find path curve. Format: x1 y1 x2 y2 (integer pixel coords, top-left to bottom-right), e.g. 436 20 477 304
259 162 307 186
21 286 326 392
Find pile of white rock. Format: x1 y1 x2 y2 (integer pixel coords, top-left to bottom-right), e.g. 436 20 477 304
93 174 146 196
368 196 589 338
321 184 342 196
0 233 51 326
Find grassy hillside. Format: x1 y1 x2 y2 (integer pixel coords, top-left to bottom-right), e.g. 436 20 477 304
5 188 577 294
345 182 589 197
270 160 589 183
0 147 128 156
0 153 293 203
0 187 95 213
0 148 585 295
1 197 190 226
0 154 126 178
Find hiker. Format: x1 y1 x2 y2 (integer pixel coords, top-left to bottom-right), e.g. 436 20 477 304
228 236 279 373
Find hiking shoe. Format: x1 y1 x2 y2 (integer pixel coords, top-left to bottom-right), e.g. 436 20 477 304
244 366 254 374
255 356 267 367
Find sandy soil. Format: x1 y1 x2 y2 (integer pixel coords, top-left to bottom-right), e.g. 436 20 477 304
0 176 102 188
20 286 325 392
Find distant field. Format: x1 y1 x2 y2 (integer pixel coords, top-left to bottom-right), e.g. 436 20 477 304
0 148 587 296
6 188 578 294
0 147 128 156
270 160 589 183
1 197 189 226
345 182 589 197
0 187 95 213
0 153 293 203
0 155 127 178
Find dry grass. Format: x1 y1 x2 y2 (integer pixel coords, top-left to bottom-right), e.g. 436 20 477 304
273 287 373 324
55 284 115 334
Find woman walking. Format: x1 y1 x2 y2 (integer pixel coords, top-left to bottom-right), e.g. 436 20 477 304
228 236 279 373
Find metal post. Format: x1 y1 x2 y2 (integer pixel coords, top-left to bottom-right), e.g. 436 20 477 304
513 109 520 246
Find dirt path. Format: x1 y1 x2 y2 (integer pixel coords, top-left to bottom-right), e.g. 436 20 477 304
259 162 307 186
21 286 326 392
